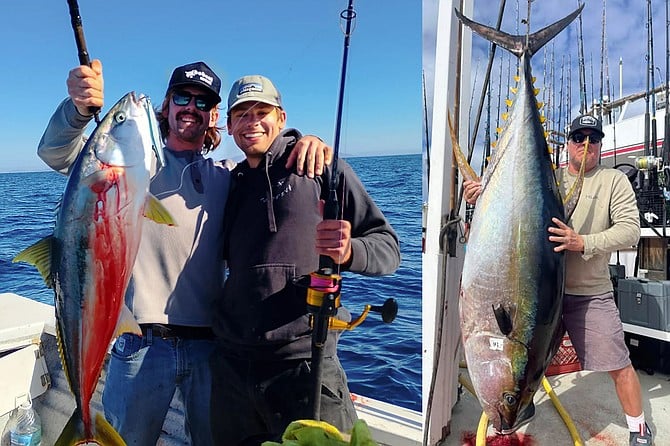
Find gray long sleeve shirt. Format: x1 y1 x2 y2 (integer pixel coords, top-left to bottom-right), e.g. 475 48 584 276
38 99 231 326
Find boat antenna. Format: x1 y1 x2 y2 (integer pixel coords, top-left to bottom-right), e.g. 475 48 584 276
66 0 100 124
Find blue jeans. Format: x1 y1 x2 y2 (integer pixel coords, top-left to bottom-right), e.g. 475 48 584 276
102 330 216 445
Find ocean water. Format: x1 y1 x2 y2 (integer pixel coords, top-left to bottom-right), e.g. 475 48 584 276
0 153 422 412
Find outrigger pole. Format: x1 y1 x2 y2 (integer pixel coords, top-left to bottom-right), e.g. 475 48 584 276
65 0 100 123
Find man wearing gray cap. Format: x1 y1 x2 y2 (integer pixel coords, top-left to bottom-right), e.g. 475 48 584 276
209 75 401 444
549 114 650 446
37 61 331 445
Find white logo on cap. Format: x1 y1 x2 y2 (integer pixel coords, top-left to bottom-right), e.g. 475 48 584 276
184 69 214 86
579 116 598 126
238 82 263 96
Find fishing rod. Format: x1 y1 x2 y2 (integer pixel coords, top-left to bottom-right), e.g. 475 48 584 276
466 0 506 164
66 0 100 123
644 0 652 157
576 0 588 114
301 0 397 421
664 0 670 165
648 0 659 158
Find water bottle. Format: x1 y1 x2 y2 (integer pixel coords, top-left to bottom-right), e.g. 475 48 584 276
6 396 41 446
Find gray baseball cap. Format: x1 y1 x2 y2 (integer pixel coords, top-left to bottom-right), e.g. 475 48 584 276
227 75 282 113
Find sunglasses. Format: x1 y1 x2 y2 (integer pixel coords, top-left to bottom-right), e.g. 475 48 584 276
571 132 601 144
171 90 217 111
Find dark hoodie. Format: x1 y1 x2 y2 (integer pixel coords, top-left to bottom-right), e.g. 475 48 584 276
213 128 400 360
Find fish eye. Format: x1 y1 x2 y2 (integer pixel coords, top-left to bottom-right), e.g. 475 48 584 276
114 112 126 123
503 393 517 406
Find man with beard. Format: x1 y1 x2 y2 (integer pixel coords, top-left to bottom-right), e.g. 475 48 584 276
37 61 331 445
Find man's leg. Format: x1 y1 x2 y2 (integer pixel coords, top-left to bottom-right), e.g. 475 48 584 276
102 331 176 445
609 364 643 417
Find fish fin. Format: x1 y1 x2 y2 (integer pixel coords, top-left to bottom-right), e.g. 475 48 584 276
454 5 584 57
114 304 142 337
95 411 127 445
12 236 53 287
54 410 127 446
562 139 589 219
492 303 514 336
144 194 177 226
447 112 480 183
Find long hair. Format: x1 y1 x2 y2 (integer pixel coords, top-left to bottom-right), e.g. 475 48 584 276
156 92 223 154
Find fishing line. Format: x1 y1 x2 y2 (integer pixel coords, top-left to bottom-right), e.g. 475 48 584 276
152 159 207 198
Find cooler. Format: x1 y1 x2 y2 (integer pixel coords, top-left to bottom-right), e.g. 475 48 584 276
617 278 670 331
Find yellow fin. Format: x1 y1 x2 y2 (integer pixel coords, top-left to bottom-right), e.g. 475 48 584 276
144 194 177 226
533 88 540 96
505 99 513 107
501 113 509 121
537 102 544 109
114 304 142 337
54 410 126 446
510 87 518 95
447 113 480 183
12 236 53 287
514 75 520 83
540 115 546 124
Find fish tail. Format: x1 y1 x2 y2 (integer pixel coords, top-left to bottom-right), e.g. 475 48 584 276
454 5 584 57
54 410 126 446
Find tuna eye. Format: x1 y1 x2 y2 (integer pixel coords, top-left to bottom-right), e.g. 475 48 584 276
114 112 126 123
503 393 517 406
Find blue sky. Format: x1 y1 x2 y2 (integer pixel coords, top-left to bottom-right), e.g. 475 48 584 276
0 1 421 173
424 0 670 173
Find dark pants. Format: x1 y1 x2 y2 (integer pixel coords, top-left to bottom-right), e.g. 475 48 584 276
210 351 357 445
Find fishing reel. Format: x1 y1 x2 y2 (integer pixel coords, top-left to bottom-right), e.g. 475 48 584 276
295 268 398 332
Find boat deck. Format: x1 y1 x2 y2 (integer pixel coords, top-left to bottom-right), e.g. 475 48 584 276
0 293 421 445
444 364 670 445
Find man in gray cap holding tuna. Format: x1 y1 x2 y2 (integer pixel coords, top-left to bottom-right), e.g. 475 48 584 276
549 114 650 445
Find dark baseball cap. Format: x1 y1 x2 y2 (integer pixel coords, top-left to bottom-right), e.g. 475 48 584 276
568 114 605 138
227 75 282 113
167 61 221 103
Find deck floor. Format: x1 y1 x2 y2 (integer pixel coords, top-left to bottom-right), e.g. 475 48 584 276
444 365 670 445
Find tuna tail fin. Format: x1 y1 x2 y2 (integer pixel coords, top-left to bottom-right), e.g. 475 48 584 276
454 4 584 58
55 410 127 446
12 236 54 287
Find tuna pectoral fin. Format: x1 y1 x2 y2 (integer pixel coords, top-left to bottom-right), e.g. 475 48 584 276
12 236 53 287
55 410 127 446
145 193 177 226
447 113 480 183
115 304 142 337
492 303 514 336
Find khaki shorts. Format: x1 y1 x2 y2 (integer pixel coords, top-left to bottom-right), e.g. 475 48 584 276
562 292 632 372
